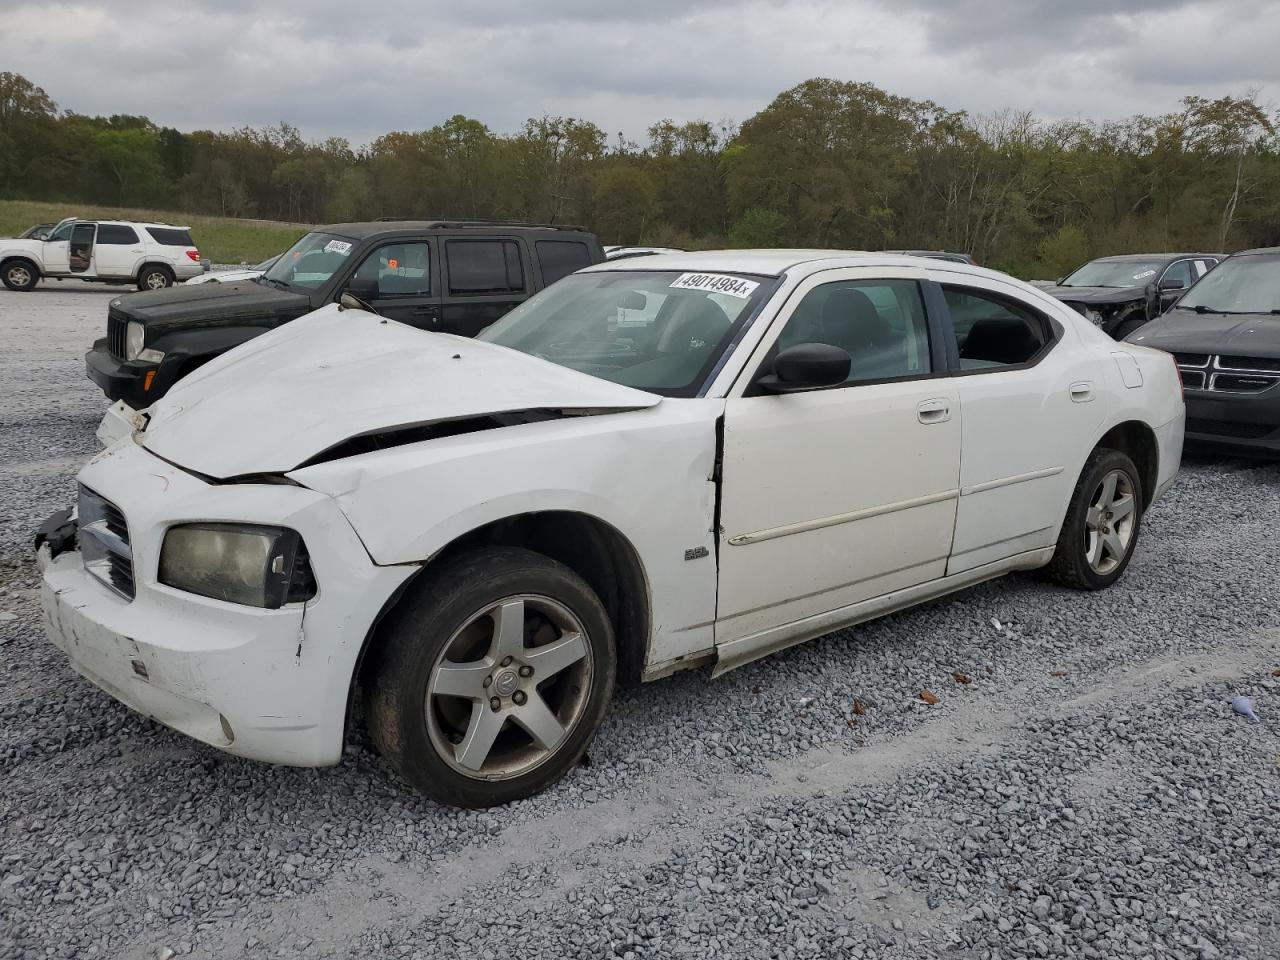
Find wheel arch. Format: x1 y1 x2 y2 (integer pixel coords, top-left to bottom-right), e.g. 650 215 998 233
1 254 40 275
1094 419 1159 512
136 261 175 282
349 509 652 731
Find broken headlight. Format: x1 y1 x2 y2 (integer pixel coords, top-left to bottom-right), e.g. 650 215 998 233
158 523 317 609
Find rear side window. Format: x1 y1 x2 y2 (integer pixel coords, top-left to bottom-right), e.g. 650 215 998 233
97 224 139 245
146 227 194 247
446 240 524 295
536 240 592 285
943 286 1051 370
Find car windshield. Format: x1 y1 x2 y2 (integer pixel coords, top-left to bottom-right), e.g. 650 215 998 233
1061 259 1165 288
1175 253 1280 314
253 255 280 272
477 269 771 397
262 233 356 290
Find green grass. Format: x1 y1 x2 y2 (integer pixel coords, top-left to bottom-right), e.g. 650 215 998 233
0 199 311 265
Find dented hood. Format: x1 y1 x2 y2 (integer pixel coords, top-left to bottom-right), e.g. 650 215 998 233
141 305 661 479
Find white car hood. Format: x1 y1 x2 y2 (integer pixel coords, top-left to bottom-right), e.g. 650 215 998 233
141 305 661 479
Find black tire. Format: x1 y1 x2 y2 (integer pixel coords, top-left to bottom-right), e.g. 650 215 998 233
1 259 39 292
137 264 174 291
1111 312 1146 342
1045 448 1143 590
366 547 616 808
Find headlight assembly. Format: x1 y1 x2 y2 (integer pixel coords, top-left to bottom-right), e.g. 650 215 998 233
158 523 317 609
125 321 165 362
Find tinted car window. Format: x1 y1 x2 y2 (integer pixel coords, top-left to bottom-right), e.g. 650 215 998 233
1161 260 1194 287
944 287 1050 370
97 224 139 245
536 240 593 285
447 240 524 295
49 221 74 242
349 242 431 298
774 279 931 384
145 227 195 247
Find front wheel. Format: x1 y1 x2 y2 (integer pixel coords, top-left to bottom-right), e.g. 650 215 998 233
366 547 616 807
1111 312 1147 342
1 259 38 292
1045 448 1143 590
137 265 173 291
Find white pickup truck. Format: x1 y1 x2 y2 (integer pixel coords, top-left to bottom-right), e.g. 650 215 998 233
0 217 203 291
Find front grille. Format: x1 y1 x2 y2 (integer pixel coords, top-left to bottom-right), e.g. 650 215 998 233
1174 354 1280 394
1186 418 1273 439
107 309 128 360
1217 355 1280 373
77 485 135 600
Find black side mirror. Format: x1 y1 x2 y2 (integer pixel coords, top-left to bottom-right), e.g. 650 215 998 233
1158 278 1185 292
756 343 851 393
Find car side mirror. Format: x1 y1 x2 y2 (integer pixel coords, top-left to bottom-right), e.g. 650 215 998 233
756 343 851 393
1158 278 1185 291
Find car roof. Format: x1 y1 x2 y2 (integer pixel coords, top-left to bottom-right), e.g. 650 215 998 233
317 219 594 239
1228 246 1280 258
1090 252 1223 262
582 249 1001 279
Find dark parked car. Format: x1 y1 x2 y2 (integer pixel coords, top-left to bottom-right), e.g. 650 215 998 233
1126 247 1280 458
1042 253 1223 341
882 250 978 265
86 220 605 411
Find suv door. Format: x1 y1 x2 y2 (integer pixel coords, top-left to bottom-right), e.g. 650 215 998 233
343 240 440 328
69 222 97 274
1154 258 1195 314
715 268 961 648
441 238 531 337
43 220 74 274
93 224 143 277
932 274 1104 574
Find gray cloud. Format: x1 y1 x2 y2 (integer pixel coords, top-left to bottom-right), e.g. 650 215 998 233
1 0 1275 146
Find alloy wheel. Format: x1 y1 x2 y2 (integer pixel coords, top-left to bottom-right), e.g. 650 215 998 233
145 271 168 289
7 266 31 287
1084 468 1136 575
425 594 594 780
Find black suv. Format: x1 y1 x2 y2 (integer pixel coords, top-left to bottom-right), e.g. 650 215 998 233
86 220 605 409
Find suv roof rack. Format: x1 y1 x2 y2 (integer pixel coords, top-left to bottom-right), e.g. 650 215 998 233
371 217 588 232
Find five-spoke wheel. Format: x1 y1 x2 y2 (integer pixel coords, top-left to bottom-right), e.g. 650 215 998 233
366 547 615 807
1047 448 1143 590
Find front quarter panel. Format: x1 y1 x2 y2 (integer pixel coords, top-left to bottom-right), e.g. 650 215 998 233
289 401 724 668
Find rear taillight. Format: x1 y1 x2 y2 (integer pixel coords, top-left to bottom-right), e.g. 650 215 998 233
185 249 200 262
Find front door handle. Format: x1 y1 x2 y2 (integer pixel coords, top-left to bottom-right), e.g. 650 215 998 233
1070 381 1095 403
916 398 951 424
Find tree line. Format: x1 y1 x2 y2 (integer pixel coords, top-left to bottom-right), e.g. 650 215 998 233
1 71 1277 278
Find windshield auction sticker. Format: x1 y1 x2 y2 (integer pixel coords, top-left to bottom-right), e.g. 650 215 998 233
324 239 353 255
670 273 760 299
1132 270 1156 280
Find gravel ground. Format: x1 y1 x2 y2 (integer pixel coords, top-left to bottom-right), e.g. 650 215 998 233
2 283 1279 960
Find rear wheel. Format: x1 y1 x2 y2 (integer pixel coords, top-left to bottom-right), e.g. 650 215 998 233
1045 448 1142 590
1 259 38 292
366 547 616 808
137 264 173 291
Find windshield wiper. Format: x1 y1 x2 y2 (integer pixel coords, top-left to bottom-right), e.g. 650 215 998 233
260 276 291 290
1179 304 1248 314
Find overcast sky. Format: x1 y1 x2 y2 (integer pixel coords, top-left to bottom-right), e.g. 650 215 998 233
3 0 1277 145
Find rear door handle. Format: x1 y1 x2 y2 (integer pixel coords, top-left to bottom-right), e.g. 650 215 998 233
1070 381 1095 403
916 398 951 424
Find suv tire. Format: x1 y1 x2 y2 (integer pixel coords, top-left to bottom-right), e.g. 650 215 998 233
2 259 39 292
366 547 616 808
137 264 174 291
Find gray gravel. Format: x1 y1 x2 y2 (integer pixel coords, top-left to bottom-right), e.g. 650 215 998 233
2 284 1279 960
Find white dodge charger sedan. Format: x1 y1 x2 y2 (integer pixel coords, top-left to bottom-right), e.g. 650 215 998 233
38 251 1184 807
